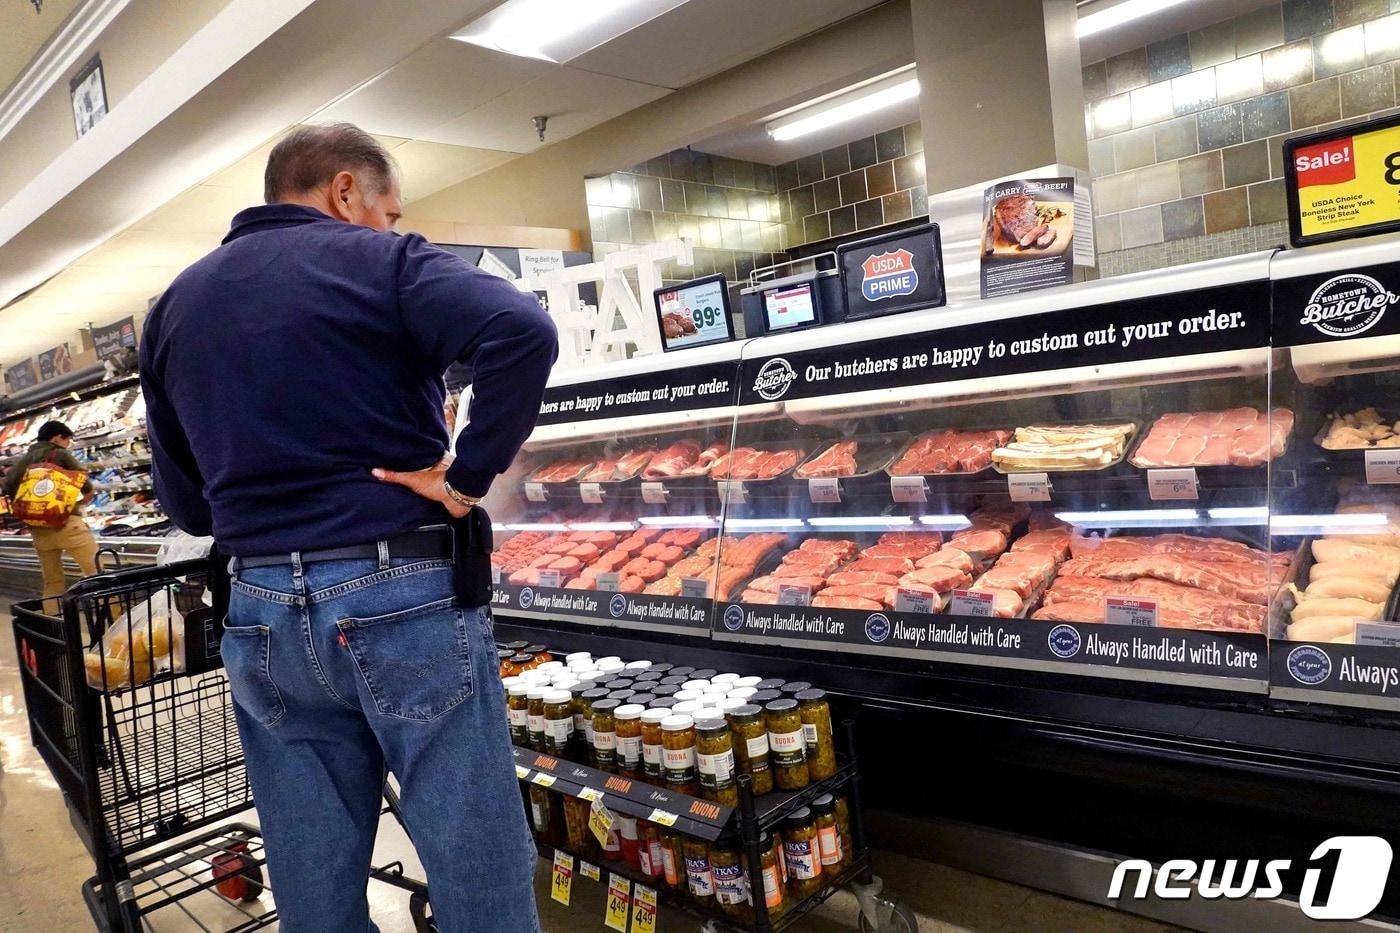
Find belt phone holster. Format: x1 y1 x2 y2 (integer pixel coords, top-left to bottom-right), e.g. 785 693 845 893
450 506 494 608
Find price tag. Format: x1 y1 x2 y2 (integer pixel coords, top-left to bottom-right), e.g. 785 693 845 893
1105 596 1158 627
890 475 927 503
551 850 574 906
531 772 557 788
579 482 604 504
948 588 995 617
716 480 747 505
491 564 501 585
525 482 548 502
680 576 710 599
647 808 678 827
604 875 632 932
589 797 616 846
537 569 563 588
1355 622 1400 648
514 764 531 780
893 587 938 613
777 584 812 606
577 786 605 803
1147 468 1199 501
631 884 659 933
1007 472 1051 502
580 861 601 882
641 482 669 504
808 477 841 503
596 572 620 592
1365 450 1400 485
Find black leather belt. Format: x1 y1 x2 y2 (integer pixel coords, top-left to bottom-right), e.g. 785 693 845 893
231 527 455 570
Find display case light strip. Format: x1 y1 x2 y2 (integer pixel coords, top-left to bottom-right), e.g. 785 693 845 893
567 521 639 532
916 515 974 530
1205 507 1268 521
808 516 915 528
725 518 806 529
1055 509 1202 526
1271 513 1391 530
637 515 721 528
503 522 571 532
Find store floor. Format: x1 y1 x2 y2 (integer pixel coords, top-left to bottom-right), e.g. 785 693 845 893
0 606 1183 933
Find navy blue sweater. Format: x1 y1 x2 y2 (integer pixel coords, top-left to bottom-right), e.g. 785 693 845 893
140 204 557 556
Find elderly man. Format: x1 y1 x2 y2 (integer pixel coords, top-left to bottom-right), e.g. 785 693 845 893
140 123 556 932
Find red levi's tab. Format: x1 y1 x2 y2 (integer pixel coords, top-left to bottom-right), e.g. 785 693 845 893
1294 137 1356 188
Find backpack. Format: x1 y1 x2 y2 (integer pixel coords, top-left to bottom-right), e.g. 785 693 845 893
11 462 87 528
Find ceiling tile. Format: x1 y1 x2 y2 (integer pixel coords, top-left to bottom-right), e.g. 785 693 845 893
393 140 517 201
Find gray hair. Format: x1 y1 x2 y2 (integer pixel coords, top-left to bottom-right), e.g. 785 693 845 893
263 123 396 203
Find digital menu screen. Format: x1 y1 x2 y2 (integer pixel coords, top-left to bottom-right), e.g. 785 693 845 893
654 275 735 351
763 283 818 331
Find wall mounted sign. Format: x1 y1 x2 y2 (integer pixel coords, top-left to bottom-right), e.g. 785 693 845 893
1285 113 1400 247
91 316 137 359
70 54 107 138
5 360 38 393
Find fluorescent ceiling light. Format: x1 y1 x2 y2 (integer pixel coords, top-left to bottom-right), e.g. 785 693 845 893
766 66 918 142
452 0 688 63
1076 0 1195 38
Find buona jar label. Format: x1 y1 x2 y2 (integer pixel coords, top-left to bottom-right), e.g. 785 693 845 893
664 745 697 783
769 729 805 766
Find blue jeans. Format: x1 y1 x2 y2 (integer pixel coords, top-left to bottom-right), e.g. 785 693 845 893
224 554 539 933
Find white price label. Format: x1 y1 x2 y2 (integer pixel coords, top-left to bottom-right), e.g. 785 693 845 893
579 482 604 504
577 786 605 803
948 588 994 617
515 764 531 780
641 482 669 504
890 475 927 502
537 569 563 588
777 584 812 606
1007 472 1051 502
1355 622 1400 648
1365 449 1400 485
531 771 558 787
893 587 937 613
525 482 548 502
580 861 602 882
808 477 841 503
716 480 747 504
1147 468 1199 501
492 564 502 585
1105 596 1158 627
646 808 679 827
680 576 711 599
596 572 620 592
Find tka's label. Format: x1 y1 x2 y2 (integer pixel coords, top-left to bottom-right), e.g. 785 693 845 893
948 588 995 617
1106 596 1158 627
777 584 812 606
808 477 841 503
1365 449 1400 485
596 572 620 592
890 475 927 502
1008 472 1051 502
525 482 548 502
579 482 604 504
641 482 669 504
894 587 938 613
1147 468 1199 500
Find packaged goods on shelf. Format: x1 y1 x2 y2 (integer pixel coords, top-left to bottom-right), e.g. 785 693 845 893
889 429 1009 475
1130 407 1294 468
1317 407 1400 449
992 422 1135 472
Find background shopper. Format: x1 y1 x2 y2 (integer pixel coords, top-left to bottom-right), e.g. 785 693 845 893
2 420 96 612
140 123 557 933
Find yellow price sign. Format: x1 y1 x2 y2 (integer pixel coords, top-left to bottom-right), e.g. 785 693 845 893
577 786 605 803
647 807 678 827
604 874 633 931
588 797 617 847
631 883 659 933
580 860 601 882
514 764 531 780
1292 119 1400 243
531 772 557 788
550 850 574 906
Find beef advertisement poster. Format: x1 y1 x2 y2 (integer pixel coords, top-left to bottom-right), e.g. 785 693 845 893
980 177 1076 299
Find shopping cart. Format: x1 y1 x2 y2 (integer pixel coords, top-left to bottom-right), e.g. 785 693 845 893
11 555 436 932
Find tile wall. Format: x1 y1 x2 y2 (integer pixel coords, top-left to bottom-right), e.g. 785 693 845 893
1086 0 1400 273
774 122 928 249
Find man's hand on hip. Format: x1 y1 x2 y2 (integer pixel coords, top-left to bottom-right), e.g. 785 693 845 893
371 462 476 518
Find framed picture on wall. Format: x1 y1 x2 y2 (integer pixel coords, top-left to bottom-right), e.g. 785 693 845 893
70 54 108 138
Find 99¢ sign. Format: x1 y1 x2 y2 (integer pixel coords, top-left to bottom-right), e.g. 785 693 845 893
1287 116 1400 246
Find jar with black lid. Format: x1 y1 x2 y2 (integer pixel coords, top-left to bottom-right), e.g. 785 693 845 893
750 689 783 705
650 684 680 697
580 687 611 764
503 640 530 652
689 668 718 680
726 703 772 795
779 680 812 695
795 688 836 779
755 678 785 691
764 699 809 790
627 693 656 707
694 715 738 806
591 698 622 772
669 666 696 678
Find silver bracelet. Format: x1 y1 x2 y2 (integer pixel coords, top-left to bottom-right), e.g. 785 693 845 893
443 479 479 508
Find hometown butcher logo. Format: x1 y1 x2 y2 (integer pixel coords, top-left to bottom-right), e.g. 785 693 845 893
609 594 628 618
1287 644 1332 685
752 358 797 401
860 248 918 302
1048 624 1081 658
1301 274 1397 338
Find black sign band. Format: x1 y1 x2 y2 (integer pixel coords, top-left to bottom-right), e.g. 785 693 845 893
535 360 738 426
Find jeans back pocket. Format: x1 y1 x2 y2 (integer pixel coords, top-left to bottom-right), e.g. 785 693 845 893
221 623 286 728
338 598 473 722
